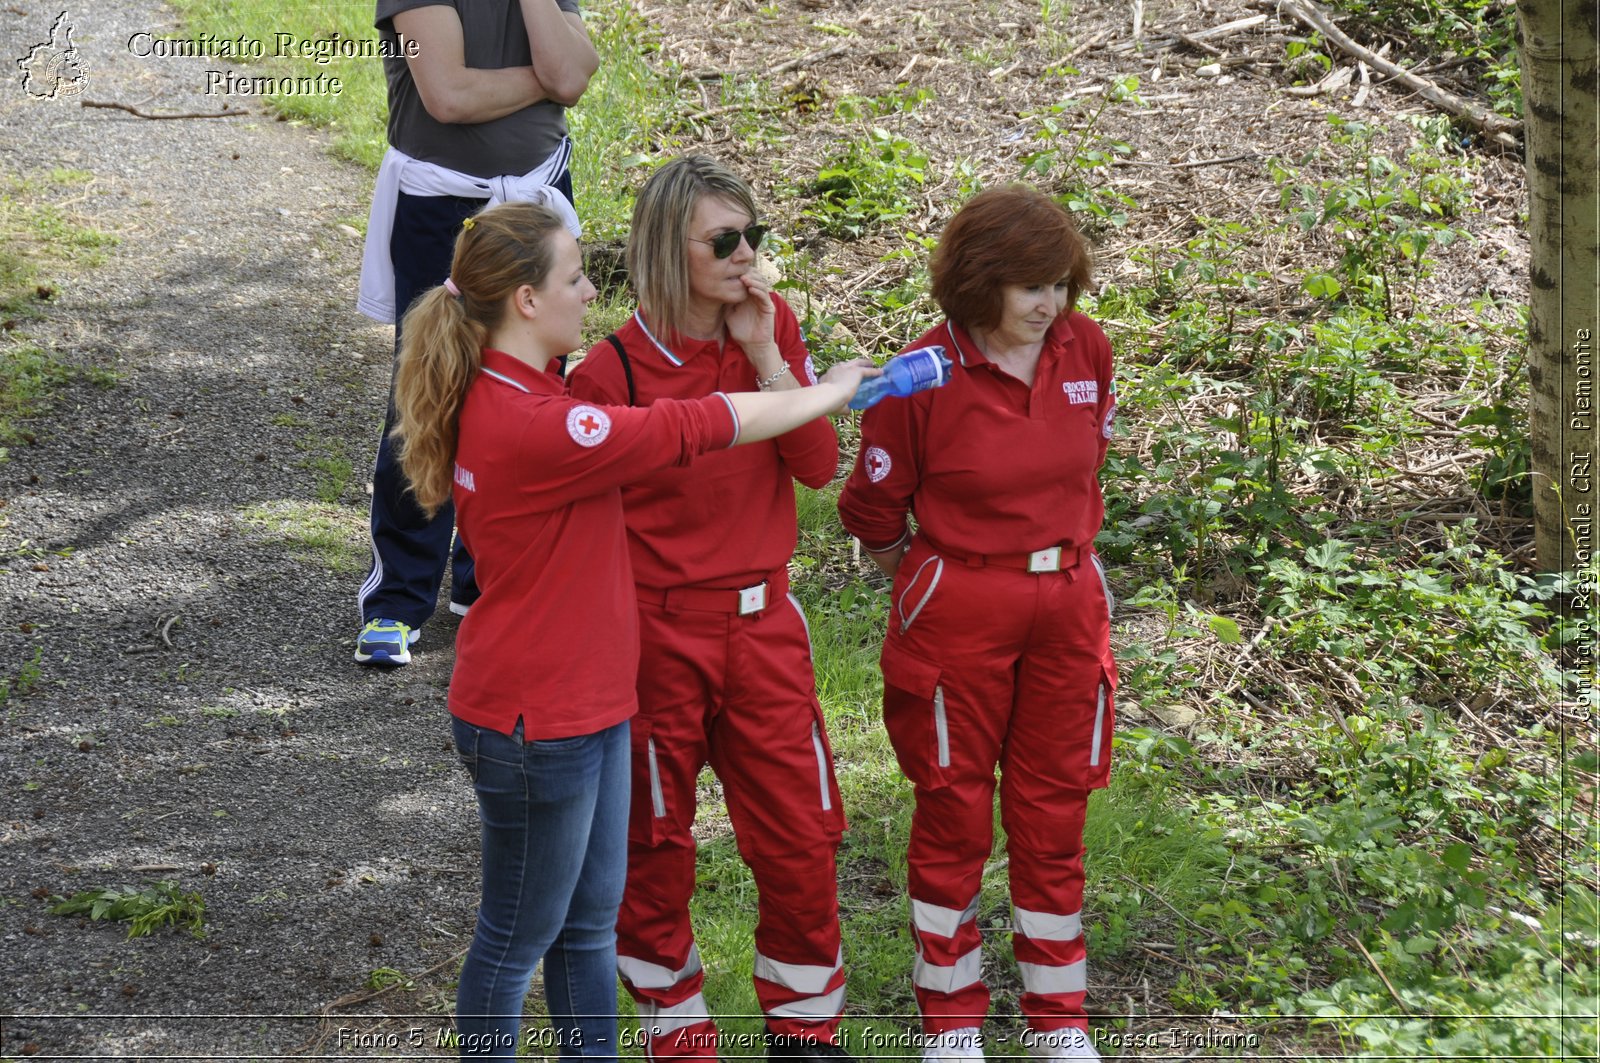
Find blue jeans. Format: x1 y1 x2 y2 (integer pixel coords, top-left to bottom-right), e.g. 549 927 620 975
452 716 630 1061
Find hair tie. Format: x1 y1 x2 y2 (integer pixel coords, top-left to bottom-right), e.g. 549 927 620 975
461 216 476 231
443 278 461 298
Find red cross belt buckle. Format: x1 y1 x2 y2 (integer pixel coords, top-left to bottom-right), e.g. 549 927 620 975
738 582 769 615
1027 547 1062 573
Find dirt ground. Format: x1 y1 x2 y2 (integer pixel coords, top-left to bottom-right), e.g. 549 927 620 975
0 0 1528 1059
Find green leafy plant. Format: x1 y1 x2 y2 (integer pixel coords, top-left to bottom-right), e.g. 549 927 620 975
804 128 930 239
0 646 43 704
365 966 415 991
1274 117 1472 318
1021 76 1142 233
50 881 206 939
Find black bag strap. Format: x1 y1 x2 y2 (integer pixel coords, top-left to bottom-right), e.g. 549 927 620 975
606 333 636 407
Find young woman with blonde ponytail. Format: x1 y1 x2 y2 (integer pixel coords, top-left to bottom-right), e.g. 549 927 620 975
388 200 877 1062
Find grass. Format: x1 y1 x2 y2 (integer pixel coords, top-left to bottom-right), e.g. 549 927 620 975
163 0 389 167
0 170 120 454
241 499 368 575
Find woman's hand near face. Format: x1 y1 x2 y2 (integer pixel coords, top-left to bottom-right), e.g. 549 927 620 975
726 272 781 371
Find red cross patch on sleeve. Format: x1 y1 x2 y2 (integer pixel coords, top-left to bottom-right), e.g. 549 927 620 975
864 445 892 483
566 404 612 447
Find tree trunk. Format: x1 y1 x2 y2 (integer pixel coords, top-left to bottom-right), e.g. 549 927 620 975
1517 1 1599 577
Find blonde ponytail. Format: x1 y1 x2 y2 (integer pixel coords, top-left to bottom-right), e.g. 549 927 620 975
387 201 569 517
392 288 485 517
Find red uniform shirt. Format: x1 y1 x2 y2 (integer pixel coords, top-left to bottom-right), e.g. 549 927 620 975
567 294 838 589
449 348 739 738
838 313 1115 556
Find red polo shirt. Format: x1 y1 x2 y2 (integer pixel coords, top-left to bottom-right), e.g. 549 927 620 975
449 348 739 738
837 312 1115 556
567 293 838 590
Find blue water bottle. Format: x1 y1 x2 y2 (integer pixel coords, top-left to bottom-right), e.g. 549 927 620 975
848 345 953 410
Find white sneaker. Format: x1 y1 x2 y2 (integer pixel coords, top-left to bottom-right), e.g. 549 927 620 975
922 1026 985 1061
1025 1027 1101 1060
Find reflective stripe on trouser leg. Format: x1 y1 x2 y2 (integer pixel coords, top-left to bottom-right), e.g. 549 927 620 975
619 945 704 991
634 993 716 1062
619 945 717 1059
753 947 846 1027
1013 904 1089 1029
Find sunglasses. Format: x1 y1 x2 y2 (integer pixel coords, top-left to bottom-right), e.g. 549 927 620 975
692 224 768 259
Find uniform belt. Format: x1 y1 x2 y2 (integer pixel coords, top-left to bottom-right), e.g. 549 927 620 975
637 570 789 616
923 538 1087 574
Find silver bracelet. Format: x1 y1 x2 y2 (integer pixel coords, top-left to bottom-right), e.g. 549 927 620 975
756 363 792 391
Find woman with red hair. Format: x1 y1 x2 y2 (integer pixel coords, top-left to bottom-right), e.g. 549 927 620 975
838 186 1117 1062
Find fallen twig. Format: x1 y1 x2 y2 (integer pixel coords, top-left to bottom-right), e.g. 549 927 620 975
1353 59 1373 108
158 614 178 649
294 946 470 1054
1256 0 1520 148
1172 29 1225 57
1114 152 1260 169
1348 932 1412 1013
1066 29 1110 60
1107 14 1268 53
1284 65 1354 97
682 101 788 123
82 99 248 120
766 43 850 78
1117 874 1228 944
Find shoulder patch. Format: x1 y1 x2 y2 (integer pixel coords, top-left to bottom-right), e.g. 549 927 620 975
864 445 892 483
566 404 612 447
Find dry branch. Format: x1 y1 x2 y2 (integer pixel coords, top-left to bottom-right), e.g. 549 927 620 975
766 42 851 77
82 99 248 120
1254 0 1521 148
1107 14 1268 54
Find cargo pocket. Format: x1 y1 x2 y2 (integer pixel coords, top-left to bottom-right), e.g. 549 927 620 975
880 638 953 788
629 716 668 845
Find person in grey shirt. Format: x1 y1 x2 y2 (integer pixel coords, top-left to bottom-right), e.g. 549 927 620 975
354 0 598 669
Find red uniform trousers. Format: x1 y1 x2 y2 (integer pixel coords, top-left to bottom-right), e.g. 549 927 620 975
878 536 1116 1036
617 577 848 1059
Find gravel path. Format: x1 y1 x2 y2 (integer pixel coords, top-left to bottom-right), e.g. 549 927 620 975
1 3 480 1057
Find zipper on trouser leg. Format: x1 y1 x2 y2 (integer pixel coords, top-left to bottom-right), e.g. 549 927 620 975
646 736 666 818
1091 553 1115 618
811 721 832 812
1089 682 1106 768
934 685 950 768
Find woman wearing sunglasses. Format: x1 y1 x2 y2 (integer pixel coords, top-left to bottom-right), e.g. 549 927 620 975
568 155 855 1062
